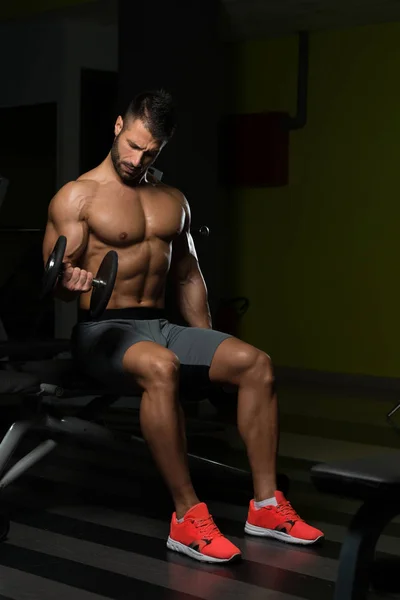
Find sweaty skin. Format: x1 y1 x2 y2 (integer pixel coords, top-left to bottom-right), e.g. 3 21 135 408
43 118 211 328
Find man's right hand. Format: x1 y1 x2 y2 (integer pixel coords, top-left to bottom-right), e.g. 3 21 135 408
61 262 93 293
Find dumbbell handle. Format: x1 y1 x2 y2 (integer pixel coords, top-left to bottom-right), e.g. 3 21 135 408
59 263 105 289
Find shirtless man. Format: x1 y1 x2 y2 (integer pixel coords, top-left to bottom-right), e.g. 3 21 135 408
43 90 323 564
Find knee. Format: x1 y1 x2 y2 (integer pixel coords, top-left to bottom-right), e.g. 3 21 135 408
255 351 275 388
147 352 180 387
240 348 275 389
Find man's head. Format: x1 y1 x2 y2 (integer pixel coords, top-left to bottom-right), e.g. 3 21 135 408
111 89 176 184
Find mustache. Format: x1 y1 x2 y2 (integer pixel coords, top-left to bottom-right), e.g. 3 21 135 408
121 162 142 173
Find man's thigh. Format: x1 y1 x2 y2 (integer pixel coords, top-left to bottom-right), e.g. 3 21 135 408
161 322 232 390
72 319 157 388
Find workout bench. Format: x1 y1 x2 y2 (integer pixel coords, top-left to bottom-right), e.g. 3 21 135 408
0 339 289 541
311 450 400 600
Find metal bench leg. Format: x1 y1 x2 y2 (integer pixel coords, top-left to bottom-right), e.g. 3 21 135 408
334 498 400 600
0 440 57 489
0 419 58 490
0 420 39 477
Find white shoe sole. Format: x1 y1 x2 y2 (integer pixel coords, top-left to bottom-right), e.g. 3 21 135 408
166 536 241 563
244 522 323 546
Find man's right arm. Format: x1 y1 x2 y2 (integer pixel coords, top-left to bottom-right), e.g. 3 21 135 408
43 181 93 302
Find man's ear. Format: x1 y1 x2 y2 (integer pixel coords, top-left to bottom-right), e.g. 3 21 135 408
114 116 123 136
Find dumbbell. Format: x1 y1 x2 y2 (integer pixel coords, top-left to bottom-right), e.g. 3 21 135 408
41 235 118 318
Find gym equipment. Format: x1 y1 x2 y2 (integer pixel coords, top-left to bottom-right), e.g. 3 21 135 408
387 401 400 434
311 393 400 600
89 250 119 317
41 235 67 299
41 235 118 318
311 455 400 600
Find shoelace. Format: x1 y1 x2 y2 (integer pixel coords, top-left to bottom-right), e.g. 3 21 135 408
192 516 223 538
275 501 303 522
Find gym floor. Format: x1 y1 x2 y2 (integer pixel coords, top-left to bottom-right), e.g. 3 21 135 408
0 380 399 600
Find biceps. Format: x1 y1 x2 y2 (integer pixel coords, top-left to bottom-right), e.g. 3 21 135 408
43 220 88 265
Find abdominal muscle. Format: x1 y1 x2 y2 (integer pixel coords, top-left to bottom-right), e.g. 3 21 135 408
78 235 172 311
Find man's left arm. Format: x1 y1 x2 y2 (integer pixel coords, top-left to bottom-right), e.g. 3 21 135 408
170 197 212 329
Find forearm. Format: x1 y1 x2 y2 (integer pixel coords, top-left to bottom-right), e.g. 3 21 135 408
178 278 212 329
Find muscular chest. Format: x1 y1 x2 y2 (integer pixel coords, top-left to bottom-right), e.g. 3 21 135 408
86 187 185 247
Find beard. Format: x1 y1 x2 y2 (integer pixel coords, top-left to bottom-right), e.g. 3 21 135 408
110 134 144 185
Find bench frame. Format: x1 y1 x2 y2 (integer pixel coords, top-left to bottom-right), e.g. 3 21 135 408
333 496 400 600
312 460 400 600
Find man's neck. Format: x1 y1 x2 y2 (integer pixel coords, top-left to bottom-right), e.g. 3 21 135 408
103 153 143 187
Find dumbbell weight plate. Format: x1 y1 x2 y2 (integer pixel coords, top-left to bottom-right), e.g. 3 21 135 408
41 235 67 299
90 250 118 319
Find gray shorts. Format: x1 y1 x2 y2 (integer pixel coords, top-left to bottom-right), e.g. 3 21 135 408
71 308 232 392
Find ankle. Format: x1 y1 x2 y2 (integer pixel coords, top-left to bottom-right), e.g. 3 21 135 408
175 503 197 521
254 496 278 509
175 497 201 521
254 487 276 503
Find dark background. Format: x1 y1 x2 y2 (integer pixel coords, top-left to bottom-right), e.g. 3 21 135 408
1 0 400 382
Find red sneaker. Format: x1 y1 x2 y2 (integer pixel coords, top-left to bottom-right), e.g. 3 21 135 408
167 502 241 563
245 491 324 545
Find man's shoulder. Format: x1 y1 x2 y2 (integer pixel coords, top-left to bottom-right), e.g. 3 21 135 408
157 183 188 207
75 173 101 194
56 177 98 202
50 178 98 220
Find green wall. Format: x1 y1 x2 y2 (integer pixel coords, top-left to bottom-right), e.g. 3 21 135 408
231 23 400 378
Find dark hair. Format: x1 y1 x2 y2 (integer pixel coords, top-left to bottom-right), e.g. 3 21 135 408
124 89 176 141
